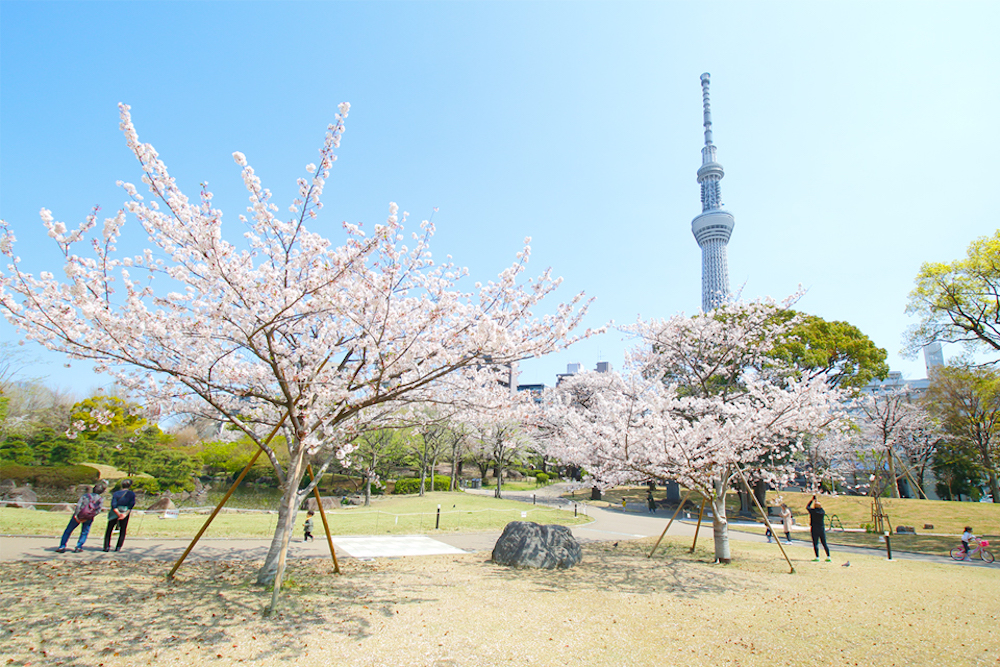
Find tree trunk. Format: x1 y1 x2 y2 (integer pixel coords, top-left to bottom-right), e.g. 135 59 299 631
430 455 438 493
419 465 427 497
256 450 306 588
494 463 504 499
712 480 731 564
754 479 767 513
988 470 1000 503
364 473 372 507
886 448 900 498
449 444 460 492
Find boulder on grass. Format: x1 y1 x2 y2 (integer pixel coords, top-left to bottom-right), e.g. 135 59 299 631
896 525 916 535
2 486 37 509
492 521 582 569
305 496 341 512
0 479 15 494
147 496 176 512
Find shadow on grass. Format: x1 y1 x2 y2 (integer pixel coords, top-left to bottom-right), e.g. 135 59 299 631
479 538 742 599
2 558 434 666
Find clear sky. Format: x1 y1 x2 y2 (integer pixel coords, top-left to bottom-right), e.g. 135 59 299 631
1 1 998 397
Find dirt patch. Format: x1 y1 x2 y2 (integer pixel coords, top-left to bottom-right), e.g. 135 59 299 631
2 538 997 666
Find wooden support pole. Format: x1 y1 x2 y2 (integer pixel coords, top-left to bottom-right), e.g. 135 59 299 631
648 494 690 558
689 498 706 553
734 465 795 574
168 415 288 580
307 464 339 574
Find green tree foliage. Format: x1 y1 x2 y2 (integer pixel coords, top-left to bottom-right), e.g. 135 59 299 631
924 363 1000 503
145 449 198 492
771 311 889 390
905 230 1000 358
932 439 983 501
0 436 33 465
199 437 279 482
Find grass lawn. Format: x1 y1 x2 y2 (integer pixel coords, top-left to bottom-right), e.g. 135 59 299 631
2 535 997 666
562 487 1000 535
0 491 591 539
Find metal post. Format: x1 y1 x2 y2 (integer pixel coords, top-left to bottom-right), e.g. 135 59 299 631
648 494 689 558
884 531 893 560
307 464 339 574
574 503 577 517
435 504 441 530
168 414 288 579
533 494 536 505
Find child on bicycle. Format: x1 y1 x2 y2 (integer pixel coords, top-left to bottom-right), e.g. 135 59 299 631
962 526 976 559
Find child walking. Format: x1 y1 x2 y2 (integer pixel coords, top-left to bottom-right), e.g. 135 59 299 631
304 510 315 542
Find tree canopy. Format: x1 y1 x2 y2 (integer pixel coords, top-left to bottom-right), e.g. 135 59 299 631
771 311 889 390
905 230 1000 360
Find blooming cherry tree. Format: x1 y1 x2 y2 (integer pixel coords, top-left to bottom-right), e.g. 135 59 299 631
544 298 844 563
0 104 593 588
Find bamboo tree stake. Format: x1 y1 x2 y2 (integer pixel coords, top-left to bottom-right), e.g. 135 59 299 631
168 413 289 579
734 464 795 574
689 498 706 553
648 494 690 558
307 464 340 574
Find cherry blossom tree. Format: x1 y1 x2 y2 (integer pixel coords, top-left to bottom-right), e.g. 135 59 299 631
852 387 936 498
0 103 593 590
544 298 844 564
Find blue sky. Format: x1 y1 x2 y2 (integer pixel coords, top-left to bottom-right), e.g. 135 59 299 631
1 1 998 396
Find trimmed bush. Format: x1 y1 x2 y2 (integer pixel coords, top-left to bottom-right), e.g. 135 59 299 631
391 476 451 494
535 472 549 485
0 463 99 489
130 477 161 494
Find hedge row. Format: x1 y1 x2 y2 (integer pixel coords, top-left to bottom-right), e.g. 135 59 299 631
0 463 99 489
392 476 451 494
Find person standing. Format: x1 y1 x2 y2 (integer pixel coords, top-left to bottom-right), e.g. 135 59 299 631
103 479 137 552
780 503 794 544
806 495 831 562
57 480 107 553
647 490 657 514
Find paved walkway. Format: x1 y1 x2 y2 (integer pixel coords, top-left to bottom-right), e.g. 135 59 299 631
1 484 991 569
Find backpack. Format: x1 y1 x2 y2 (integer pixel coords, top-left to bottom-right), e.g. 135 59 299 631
76 494 101 522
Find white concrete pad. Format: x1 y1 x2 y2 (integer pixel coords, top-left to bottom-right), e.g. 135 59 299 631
331 535 468 558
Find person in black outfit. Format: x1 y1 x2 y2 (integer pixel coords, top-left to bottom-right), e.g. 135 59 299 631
104 478 137 552
806 495 831 562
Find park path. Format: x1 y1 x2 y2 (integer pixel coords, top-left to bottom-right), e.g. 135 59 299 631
1 483 990 568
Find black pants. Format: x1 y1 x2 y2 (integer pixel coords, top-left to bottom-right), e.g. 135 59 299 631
811 529 829 557
104 515 131 551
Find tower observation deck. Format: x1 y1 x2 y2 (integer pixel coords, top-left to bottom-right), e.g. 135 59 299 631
692 72 734 312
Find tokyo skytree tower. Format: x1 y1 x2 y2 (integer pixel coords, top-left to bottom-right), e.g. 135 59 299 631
691 72 735 312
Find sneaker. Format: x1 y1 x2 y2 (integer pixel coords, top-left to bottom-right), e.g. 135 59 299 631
766 538 772 543
812 557 820 562
55 547 66 553
784 540 793 545
825 557 832 562
73 547 83 553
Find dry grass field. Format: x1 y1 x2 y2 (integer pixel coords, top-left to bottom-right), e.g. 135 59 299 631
2 536 997 667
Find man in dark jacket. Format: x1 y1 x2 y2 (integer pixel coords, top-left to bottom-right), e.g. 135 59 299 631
104 478 137 552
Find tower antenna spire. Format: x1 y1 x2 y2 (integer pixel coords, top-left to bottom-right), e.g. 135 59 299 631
701 72 713 147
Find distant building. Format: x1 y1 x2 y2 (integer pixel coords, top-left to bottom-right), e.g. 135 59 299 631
555 361 612 386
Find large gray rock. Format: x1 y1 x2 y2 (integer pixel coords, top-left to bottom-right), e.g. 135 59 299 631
2 486 37 509
147 496 177 511
0 479 16 494
492 521 582 569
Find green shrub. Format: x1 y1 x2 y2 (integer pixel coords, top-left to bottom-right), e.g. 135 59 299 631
0 463 99 488
391 476 451 494
130 477 161 494
535 472 549 485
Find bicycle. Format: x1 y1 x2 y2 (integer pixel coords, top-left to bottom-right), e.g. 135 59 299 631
950 539 994 563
